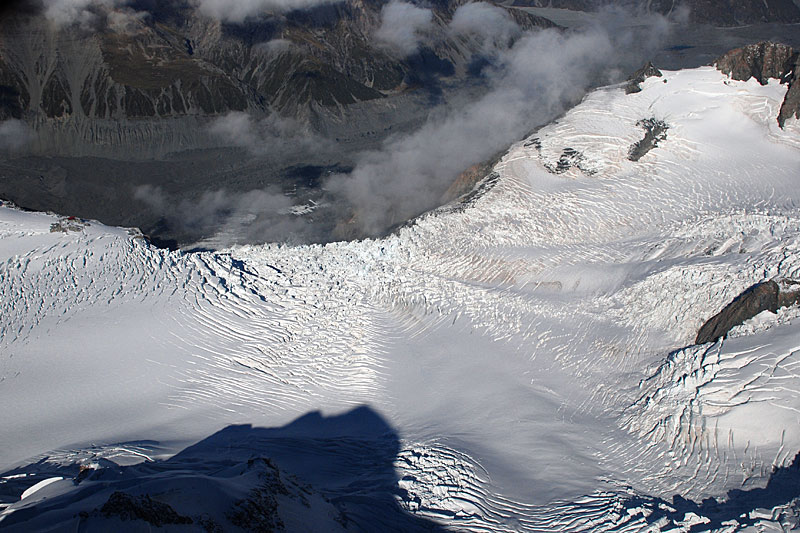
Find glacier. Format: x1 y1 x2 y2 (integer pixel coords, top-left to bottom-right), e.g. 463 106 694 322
1 66 800 531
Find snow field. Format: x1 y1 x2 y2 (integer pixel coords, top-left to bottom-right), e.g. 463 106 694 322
2 66 800 530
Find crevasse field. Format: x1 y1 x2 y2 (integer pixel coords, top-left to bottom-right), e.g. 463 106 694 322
2 66 800 531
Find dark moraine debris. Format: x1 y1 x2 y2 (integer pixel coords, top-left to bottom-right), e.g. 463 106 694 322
625 61 662 95
99 492 194 526
695 279 800 345
714 42 800 127
628 118 668 161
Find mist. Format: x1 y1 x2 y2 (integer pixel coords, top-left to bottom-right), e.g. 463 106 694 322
23 0 338 27
326 7 678 236
209 111 334 157
253 37 294 55
134 184 316 247
0 119 32 151
448 2 521 51
195 0 337 22
41 0 118 26
374 0 434 57
39 0 150 28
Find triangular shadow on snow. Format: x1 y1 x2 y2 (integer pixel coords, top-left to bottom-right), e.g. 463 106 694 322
0 406 444 532
170 405 445 531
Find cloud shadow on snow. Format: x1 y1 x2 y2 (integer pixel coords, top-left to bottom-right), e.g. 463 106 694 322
0 406 444 531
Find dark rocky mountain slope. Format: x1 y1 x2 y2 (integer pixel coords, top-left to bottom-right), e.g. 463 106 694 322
509 0 800 25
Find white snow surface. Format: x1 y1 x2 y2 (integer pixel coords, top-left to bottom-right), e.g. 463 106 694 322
2 67 800 531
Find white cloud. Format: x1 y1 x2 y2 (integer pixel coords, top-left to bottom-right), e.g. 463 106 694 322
41 0 121 27
253 38 294 56
374 0 433 57
195 0 337 22
106 7 149 33
40 0 150 31
448 2 520 48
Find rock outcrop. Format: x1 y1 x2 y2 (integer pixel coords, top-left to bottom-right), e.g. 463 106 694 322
777 54 800 127
625 62 662 94
715 42 796 84
715 42 800 127
695 279 800 345
627 118 668 161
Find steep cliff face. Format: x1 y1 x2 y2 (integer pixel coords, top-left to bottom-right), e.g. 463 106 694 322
715 42 800 127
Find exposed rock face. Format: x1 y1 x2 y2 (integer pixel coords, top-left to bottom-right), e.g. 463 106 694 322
628 118 667 161
715 42 800 127
542 147 595 175
779 66 800 126
695 279 800 345
625 61 662 94
715 41 797 84
0 0 557 247
509 0 800 25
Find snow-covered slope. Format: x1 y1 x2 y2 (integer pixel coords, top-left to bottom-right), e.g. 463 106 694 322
2 66 800 531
